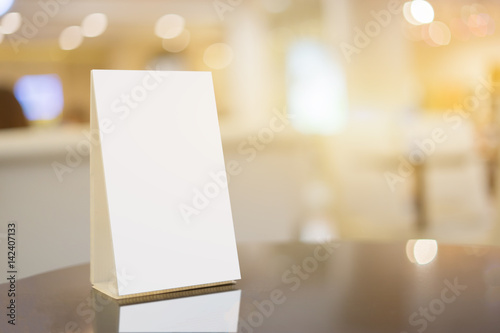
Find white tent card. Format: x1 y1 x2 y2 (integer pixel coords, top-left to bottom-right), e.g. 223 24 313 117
90 70 240 299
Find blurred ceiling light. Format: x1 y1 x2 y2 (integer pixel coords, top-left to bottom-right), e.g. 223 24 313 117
162 29 190 53
1 12 21 34
59 26 84 50
0 0 14 17
260 0 291 13
81 13 108 38
428 21 451 46
155 14 184 39
403 2 420 26
203 43 233 70
406 239 438 265
409 0 434 25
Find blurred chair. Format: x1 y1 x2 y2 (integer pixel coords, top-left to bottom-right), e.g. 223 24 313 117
0 88 28 130
323 119 415 241
324 114 493 245
418 117 493 244
223 132 313 242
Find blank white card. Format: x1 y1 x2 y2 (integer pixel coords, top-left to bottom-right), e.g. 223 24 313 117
90 70 240 298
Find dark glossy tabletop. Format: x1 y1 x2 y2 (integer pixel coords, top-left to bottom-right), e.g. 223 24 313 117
1 241 500 332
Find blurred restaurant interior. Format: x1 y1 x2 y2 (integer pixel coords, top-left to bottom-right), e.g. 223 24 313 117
1 0 500 278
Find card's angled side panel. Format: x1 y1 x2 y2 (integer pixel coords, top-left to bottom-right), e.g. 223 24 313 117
90 71 118 297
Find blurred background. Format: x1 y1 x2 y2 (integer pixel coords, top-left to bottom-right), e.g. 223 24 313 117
1 0 500 277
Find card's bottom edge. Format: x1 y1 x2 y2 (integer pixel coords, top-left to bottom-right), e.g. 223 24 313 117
92 280 237 301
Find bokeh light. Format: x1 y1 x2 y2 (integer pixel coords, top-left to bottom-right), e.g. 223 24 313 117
460 4 495 38
403 2 420 26
468 13 494 37
81 13 108 38
461 3 487 24
203 43 234 69
59 26 84 50
428 21 451 46
421 24 439 47
410 0 434 25
162 29 190 53
1 12 21 34
155 14 185 39
406 239 438 265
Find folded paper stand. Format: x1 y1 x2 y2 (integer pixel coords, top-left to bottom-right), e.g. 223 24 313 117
90 70 241 299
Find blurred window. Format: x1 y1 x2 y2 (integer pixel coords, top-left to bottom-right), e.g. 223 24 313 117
286 39 348 135
0 0 14 16
14 74 64 121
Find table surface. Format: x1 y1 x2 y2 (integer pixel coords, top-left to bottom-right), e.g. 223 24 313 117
1 241 500 333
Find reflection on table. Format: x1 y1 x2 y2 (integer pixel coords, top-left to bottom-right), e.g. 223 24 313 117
93 286 241 333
